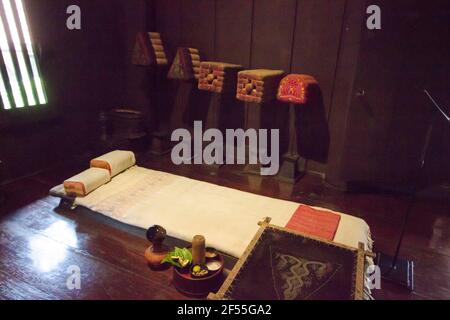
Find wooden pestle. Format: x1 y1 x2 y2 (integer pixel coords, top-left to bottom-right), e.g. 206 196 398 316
192 235 206 265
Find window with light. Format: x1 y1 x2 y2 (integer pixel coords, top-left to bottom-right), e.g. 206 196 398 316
0 0 46 110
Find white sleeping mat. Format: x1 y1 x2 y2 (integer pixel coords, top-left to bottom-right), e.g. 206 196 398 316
51 166 372 258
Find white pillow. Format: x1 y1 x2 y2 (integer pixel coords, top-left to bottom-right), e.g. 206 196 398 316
63 167 111 197
90 150 136 177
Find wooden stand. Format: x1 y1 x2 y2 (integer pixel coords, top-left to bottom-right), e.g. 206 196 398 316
146 67 169 156
242 102 263 175
203 93 225 169
205 94 222 131
150 80 195 156
149 80 194 155
277 104 306 182
169 81 194 133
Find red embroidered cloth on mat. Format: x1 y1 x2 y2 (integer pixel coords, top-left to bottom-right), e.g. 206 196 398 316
286 205 341 241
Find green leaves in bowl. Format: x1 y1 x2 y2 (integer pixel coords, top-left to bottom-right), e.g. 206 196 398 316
161 247 192 268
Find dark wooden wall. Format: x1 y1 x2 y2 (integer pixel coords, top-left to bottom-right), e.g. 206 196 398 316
335 0 450 188
0 0 146 182
150 0 449 190
1 0 447 191
150 0 357 174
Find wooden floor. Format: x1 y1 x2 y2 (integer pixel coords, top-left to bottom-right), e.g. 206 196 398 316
0 153 449 300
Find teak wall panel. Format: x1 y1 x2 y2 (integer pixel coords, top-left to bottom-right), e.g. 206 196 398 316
180 0 216 60
148 0 359 177
147 0 449 184
153 0 182 56
292 0 346 117
291 0 347 173
122 0 150 110
215 0 253 67
340 0 406 183
325 0 367 187
339 0 450 186
250 0 297 71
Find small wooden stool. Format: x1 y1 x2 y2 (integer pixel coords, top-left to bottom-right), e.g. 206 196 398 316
276 74 318 182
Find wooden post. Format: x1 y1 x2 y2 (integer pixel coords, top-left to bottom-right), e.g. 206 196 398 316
277 103 306 182
169 81 195 132
205 93 222 131
149 80 195 156
242 102 263 175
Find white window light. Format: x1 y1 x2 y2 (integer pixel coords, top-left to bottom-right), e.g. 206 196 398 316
0 0 47 110
0 69 11 109
2 0 35 106
0 15 24 108
14 0 46 105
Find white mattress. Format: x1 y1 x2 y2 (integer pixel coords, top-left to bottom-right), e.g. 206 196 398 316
51 166 372 258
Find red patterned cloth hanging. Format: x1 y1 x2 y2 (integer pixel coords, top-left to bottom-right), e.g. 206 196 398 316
277 74 318 104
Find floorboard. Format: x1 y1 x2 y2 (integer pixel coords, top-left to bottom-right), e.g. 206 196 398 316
0 153 448 300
